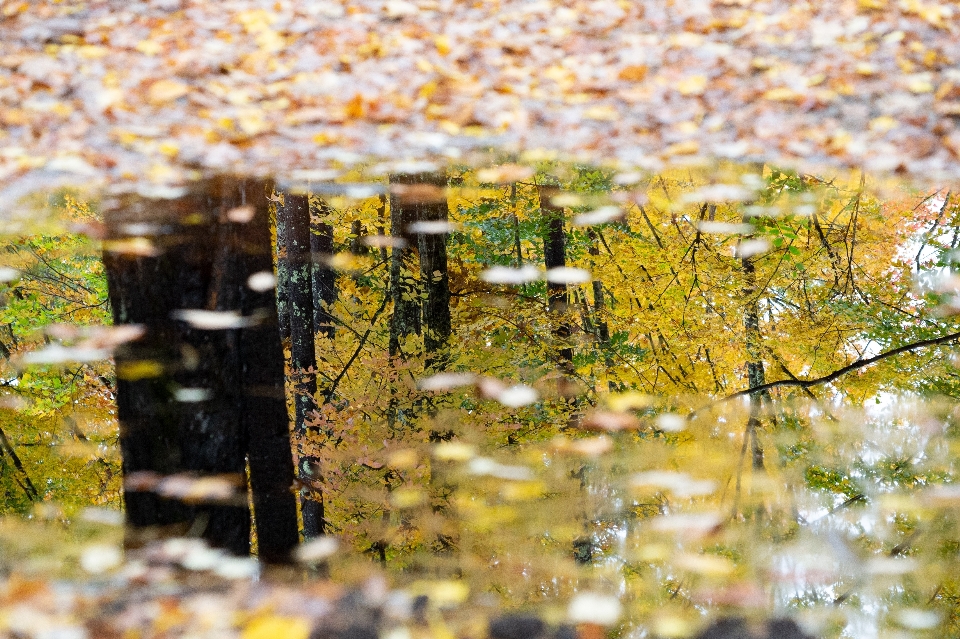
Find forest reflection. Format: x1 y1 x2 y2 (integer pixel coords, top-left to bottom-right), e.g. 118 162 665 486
2 163 960 638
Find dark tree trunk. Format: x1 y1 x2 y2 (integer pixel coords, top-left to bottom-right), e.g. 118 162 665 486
311 201 336 340
388 175 424 359
538 186 574 375
277 193 324 539
104 177 298 562
415 175 451 370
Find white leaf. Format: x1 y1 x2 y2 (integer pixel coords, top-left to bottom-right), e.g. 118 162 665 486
496 384 539 407
246 271 277 292
409 220 458 234
545 267 591 284
573 206 623 226
568 592 622 626
480 265 541 284
172 309 253 329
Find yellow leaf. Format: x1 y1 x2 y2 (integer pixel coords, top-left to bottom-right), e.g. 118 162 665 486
763 87 800 102
116 360 164 381
618 65 648 82
434 35 451 56
869 116 898 132
242 616 310 639
136 40 163 56
148 80 190 105
676 75 707 96
907 76 934 94
584 105 618 121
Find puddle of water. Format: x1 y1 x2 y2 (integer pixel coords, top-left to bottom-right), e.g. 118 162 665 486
1 163 960 638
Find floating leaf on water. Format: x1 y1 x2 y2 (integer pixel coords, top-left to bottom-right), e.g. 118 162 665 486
650 512 723 536
656 413 687 432
476 164 535 184
102 237 160 257
408 579 470 606
632 471 717 497
226 205 255 223
22 344 111 364
390 487 426 508
698 222 755 235
895 609 941 630
418 372 477 391
480 265 542 285
652 615 695 639
287 169 341 182
0 267 19 283
79 507 124 527
550 193 585 207
865 557 918 575
495 384 539 408
475 376 506 399
295 536 340 563
362 235 408 249
551 435 614 457
174 388 212 402
613 172 644 185
545 267 591 284
433 441 476 461
582 411 640 432
390 183 446 205
735 239 771 258
180 544 226 571
246 271 277 292
568 592 622 626
675 553 735 576
116 359 164 380
172 309 253 329
80 544 122 574
682 184 755 203
387 448 419 469
467 457 534 481
79 324 146 349
214 556 260 580
573 206 623 226
607 392 655 412
408 220 458 234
